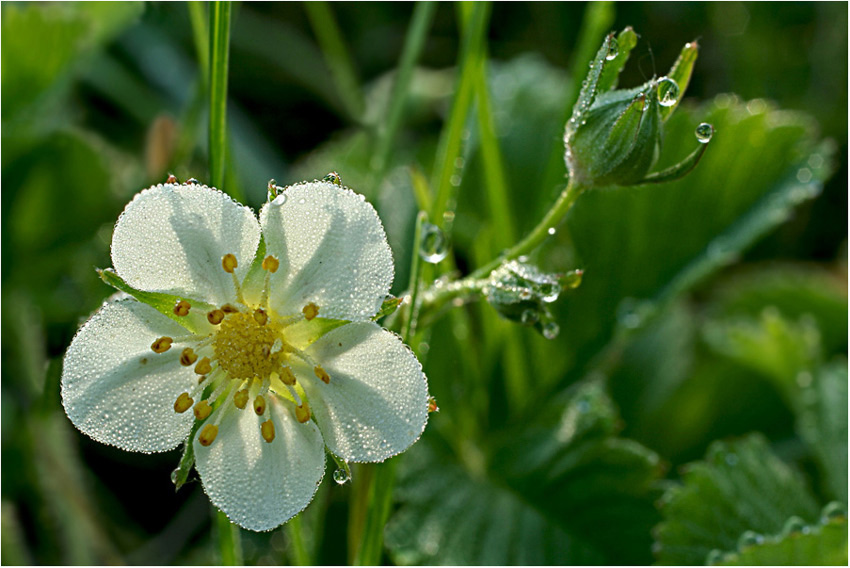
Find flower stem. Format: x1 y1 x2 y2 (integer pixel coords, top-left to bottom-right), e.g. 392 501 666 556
215 509 242 565
208 0 232 190
285 514 311 565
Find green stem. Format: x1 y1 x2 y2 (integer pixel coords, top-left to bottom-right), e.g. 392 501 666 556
188 2 209 86
402 211 428 340
286 514 311 566
215 509 242 565
208 0 232 191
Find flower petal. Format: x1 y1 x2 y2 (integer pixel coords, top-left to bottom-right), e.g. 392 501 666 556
111 183 261 306
302 322 429 462
193 396 325 531
259 181 393 321
61 299 197 452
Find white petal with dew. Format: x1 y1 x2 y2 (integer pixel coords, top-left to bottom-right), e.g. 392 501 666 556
302 322 429 462
193 396 325 531
112 183 261 306
61 299 197 453
259 181 394 321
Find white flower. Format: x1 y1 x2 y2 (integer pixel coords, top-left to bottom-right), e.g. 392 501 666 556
61 180 430 531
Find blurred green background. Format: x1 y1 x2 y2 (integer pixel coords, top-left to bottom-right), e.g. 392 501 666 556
2 2 847 565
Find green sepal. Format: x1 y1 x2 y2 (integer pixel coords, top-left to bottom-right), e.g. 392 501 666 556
98 268 213 334
172 421 202 491
637 136 710 185
660 40 699 121
565 32 616 142
373 295 403 321
597 26 638 92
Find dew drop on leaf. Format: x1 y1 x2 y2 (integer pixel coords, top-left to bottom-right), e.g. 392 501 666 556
657 77 680 107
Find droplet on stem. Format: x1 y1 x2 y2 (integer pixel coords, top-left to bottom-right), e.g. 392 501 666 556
419 223 448 264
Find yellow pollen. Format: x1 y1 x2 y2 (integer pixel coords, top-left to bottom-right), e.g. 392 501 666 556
262 255 280 273
314 365 330 384
253 309 268 326
302 302 319 321
254 395 267 415
295 401 311 423
199 424 219 446
174 392 193 413
194 357 212 375
222 254 238 273
233 389 249 409
151 336 173 353
213 312 286 380
221 304 239 314
193 400 212 420
280 366 297 385
261 419 275 443
180 348 198 366
174 300 191 316
207 309 225 325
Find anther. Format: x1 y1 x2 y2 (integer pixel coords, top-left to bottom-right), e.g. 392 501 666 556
280 366 297 385
180 348 198 366
295 401 311 423
207 309 225 325
221 304 239 314
194 357 212 375
193 400 212 420
314 365 330 384
253 309 268 326
174 392 194 413
199 424 219 446
174 300 191 316
233 389 249 409
253 395 266 416
262 255 280 273
222 254 238 273
428 396 440 413
302 302 319 321
151 336 173 353
166 174 178 184
261 419 275 443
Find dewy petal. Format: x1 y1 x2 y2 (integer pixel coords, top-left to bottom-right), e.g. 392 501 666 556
111 183 261 306
302 322 429 462
259 181 393 321
61 299 197 452
193 396 325 531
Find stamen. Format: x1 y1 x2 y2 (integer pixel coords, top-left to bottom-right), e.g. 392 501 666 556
166 174 178 184
180 348 198 366
151 336 173 353
314 365 330 384
193 400 212 420
253 394 267 416
221 304 239 314
262 255 280 273
222 254 238 273
261 419 275 443
207 309 225 325
253 308 268 326
174 392 194 413
233 389 249 409
199 424 219 446
428 396 440 413
295 399 311 423
194 357 212 375
280 365 297 386
285 384 303 407
173 300 191 316
302 302 319 321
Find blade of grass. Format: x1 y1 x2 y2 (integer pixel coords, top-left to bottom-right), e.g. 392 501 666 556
188 2 208 86
209 0 236 197
304 2 365 122
215 510 242 565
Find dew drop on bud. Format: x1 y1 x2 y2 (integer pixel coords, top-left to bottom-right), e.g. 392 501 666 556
542 321 560 340
695 122 714 143
333 468 350 485
419 223 448 264
656 77 680 107
606 37 619 61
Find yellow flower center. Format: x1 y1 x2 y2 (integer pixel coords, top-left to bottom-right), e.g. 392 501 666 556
213 311 285 380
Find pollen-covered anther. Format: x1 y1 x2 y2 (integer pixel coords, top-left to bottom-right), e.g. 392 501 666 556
314 365 330 384
222 253 238 274
151 336 173 353
233 389 249 409
173 300 191 316
166 173 178 184
180 347 198 366
207 309 225 325
280 366 297 385
295 400 311 423
199 424 218 446
302 302 319 321
194 357 212 375
221 304 239 314
253 309 268 326
262 255 280 273
253 395 267 416
193 400 212 420
174 392 194 413
261 419 275 443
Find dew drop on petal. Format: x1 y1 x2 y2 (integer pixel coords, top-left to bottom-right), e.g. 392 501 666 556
419 223 448 264
695 122 714 143
657 77 680 107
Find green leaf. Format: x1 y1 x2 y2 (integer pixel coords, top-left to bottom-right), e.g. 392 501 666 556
654 433 821 565
374 295 403 321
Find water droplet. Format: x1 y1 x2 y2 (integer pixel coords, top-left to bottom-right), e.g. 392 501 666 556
547 227 556 236
542 321 560 340
695 122 714 143
782 516 808 536
821 501 847 523
657 77 680 107
271 194 287 206
540 282 561 303
606 37 619 60
521 309 539 325
564 269 583 289
737 530 764 550
419 223 448 263
323 171 342 186
170 468 180 485
333 468 349 485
